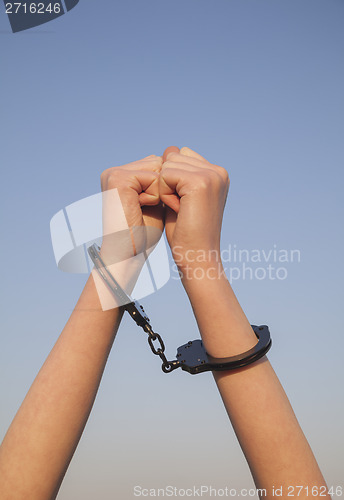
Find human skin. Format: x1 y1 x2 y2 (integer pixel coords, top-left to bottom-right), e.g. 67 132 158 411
160 147 330 499
0 148 330 499
0 154 165 500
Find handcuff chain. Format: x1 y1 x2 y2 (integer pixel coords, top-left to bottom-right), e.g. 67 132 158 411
87 244 272 375
144 324 181 373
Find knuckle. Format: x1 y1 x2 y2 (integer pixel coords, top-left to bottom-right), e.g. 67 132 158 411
195 172 213 189
221 169 230 188
161 162 175 173
100 168 110 182
166 152 179 161
195 169 229 192
218 165 229 180
212 165 230 187
100 168 111 189
151 163 163 173
213 164 229 180
101 167 125 189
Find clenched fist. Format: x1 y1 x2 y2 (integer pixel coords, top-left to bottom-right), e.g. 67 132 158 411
160 146 230 274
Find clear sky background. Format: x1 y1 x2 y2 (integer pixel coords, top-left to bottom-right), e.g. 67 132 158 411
1 1 343 498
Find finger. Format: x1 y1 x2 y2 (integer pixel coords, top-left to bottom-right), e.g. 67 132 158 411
163 153 207 169
101 158 162 192
179 146 210 163
162 160 200 172
162 159 228 185
162 146 180 162
105 170 160 231
158 168 181 213
105 156 162 176
130 171 160 202
123 155 163 172
165 150 229 185
163 147 213 171
103 170 160 209
159 167 198 212
138 176 161 206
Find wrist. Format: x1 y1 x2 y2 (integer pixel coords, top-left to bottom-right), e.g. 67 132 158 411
178 264 258 358
177 253 225 289
92 248 146 311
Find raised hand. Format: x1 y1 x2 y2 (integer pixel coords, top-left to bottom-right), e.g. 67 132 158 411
99 154 164 267
159 146 230 275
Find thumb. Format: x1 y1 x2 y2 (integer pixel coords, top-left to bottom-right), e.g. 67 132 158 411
162 146 180 162
179 146 209 163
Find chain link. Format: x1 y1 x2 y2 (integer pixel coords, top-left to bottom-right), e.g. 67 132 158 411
88 244 182 374
144 324 180 373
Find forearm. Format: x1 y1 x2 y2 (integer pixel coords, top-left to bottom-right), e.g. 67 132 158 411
182 262 329 500
0 275 123 500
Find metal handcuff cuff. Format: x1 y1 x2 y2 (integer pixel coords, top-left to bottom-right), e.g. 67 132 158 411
88 244 272 375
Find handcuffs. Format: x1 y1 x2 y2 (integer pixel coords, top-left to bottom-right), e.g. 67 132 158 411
88 244 272 375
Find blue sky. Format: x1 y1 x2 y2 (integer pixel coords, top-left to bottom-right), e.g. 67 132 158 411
1 1 343 498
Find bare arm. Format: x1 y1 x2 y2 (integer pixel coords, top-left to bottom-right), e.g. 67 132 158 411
0 154 164 500
184 272 329 499
0 277 123 500
160 146 330 500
